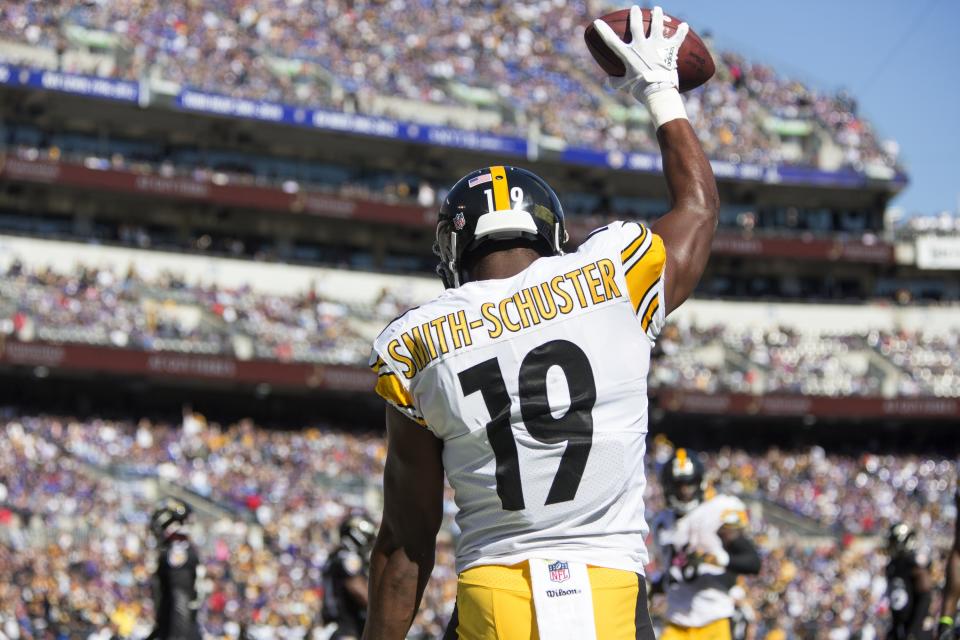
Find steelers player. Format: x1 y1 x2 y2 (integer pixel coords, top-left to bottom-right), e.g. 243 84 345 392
938 474 960 640
886 523 933 640
147 498 202 640
651 449 761 640
363 6 719 640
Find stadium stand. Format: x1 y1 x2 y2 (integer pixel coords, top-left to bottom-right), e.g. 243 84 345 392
0 0 898 172
1 2 958 638
2 235 958 399
3 414 957 638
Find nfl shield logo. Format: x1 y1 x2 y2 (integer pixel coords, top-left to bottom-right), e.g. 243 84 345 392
453 212 466 231
548 560 570 583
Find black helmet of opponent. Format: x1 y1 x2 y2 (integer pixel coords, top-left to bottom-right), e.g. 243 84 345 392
339 514 377 554
151 498 192 539
661 448 706 516
888 522 917 555
434 165 568 288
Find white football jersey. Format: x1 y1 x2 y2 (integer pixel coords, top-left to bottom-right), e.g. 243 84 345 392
651 494 750 626
370 221 667 574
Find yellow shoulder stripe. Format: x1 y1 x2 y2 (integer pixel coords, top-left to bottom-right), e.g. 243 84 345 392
374 372 428 427
620 224 648 263
375 371 415 408
640 294 660 332
625 233 665 312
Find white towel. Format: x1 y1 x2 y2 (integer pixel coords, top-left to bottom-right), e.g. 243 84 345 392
528 558 598 640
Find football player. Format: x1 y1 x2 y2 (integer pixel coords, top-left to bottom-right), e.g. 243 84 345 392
886 523 933 640
363 6 719 639
322 514 378 640
651 449 761 640
938 472 960 640
147 498 202 640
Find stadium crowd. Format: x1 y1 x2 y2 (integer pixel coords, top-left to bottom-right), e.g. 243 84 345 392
2 413 957 639
0 0 897 171
4 258 960 398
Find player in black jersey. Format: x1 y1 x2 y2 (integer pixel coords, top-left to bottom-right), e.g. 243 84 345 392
938 472 960 640
148 498 202 640
887 523 933 640
322 514 377 640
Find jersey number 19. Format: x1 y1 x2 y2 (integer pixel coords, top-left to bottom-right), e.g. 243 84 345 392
458 339 596 511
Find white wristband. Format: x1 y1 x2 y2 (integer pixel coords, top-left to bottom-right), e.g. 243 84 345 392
645 88 688 130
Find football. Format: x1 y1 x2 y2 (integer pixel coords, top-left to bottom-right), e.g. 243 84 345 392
584 8 715 93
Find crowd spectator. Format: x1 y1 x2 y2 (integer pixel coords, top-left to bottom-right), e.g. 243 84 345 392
3 414 957 638
0 0 898 171
3 260 959 397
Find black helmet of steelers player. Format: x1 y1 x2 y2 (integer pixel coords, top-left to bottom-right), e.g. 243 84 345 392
150 497 191 539
661 448 706 516
888 522 917 555
339 513 377 554
434 165 568 288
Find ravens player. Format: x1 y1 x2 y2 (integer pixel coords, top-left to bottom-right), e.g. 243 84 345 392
322 514 377 640
887 523 933 640
363 5 719 639
148 498 202 640
938 473 960 640
651 449 762 640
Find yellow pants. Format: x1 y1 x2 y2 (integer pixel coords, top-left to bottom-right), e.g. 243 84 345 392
443 562 655 640
660 619 733 640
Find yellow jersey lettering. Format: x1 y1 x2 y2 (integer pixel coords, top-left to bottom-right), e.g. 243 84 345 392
598 259 622 300
582 262 605 304
551 275 575 314
481 303 503 339
448 310 473 348
388 338 416 380
564 269 589 309
429 315 450 355
513 288 540 328
401 327 431 372
532 282 558 320
421 321 438 360
498 297 522 333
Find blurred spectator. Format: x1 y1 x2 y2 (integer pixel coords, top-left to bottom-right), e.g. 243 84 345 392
2 414 956 638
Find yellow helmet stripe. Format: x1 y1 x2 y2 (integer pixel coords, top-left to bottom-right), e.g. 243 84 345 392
489 165 510 211
676 448 687 465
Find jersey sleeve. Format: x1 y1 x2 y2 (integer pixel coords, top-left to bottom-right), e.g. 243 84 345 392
717 495 749 529
617 221 668 341
369 336 428 428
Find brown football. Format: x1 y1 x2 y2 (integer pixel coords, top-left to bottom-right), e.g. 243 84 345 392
584 8 715 93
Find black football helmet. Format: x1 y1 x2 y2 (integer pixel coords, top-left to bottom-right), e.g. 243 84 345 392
339 514 377 554
888 522 917 555
661 448 706 516
150 498 191 538
434 165 568 288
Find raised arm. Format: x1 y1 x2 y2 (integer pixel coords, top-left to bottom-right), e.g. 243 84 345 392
593 5 719 314
363 406 445 640
651 119 719 314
